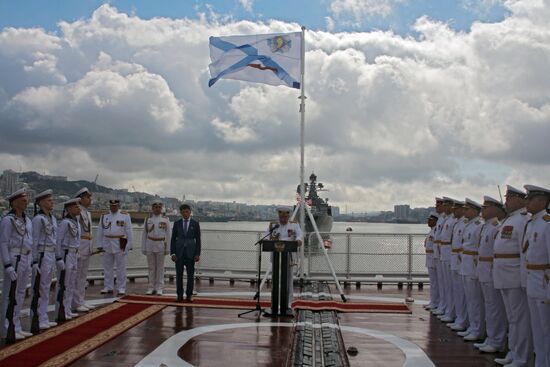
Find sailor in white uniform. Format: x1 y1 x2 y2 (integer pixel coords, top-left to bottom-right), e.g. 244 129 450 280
424 212 439 310
448 200 469 331
142 200 171 295
97 199 133 295
458 198 485 341
0 188 34 340
72 187 95 312
475 196 507 354
432 197 447 316
267 206 303 309
493 185 532 367
56 198 81 320
31 189 59 329
438 197 458 323
523 184 550 367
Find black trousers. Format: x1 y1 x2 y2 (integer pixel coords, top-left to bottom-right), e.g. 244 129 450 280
175 257 195 298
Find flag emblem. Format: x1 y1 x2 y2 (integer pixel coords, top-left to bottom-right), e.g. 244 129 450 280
268 35 291 53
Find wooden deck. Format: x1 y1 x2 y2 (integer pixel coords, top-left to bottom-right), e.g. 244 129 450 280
5 278 505 366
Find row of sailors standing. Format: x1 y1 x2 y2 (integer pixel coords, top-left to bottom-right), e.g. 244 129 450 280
0 186 172 343
424 184 550 367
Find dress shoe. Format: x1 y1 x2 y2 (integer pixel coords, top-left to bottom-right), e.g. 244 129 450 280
156 290 163 295
85 303 95 310
64 314 73 320
479 345 502 353
186 296 193 302
100 289 113 294
463 334 481 341
176 296 183 302
75 306 89 312
457 330 470 337
473 342 487 349
494 352 513 365
39 323 51 330
440 316 454 322
19 330 32 337
451 324 467 331
117 290 126 296
446 322 456 328
48 321 58 327
423 304 433 310
432 309 445 315
15 332 26 340
146 289 154 295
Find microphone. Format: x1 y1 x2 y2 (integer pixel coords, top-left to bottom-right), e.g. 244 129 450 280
270 224 280 232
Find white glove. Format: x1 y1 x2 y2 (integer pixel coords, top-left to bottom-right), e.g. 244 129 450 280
6 266 17 281
33 263 41 275
56 259 65 271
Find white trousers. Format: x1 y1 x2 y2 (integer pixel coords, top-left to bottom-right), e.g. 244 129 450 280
146 252 165 292
35 251 56 325
1 253 31 335
480 280 507 349
441 260 454 318
72 254 91 308
436 259 447 311
103 251 127 292
527 297 550 367
452 270 468 327
55 252 77 318
428 265 439 307
501 288 532 367
463 276 485 337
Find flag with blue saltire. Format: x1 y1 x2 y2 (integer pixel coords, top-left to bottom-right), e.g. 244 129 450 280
208 32 302 89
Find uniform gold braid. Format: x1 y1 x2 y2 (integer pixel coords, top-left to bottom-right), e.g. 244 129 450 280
100 214 111 230
144 215 154 234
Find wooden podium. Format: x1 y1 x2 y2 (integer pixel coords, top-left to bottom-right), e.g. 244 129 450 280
261 240 298 316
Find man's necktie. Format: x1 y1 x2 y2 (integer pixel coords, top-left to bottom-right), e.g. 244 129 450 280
184 219 188 234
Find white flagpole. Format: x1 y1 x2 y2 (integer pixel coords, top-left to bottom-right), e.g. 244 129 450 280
299 26 306 278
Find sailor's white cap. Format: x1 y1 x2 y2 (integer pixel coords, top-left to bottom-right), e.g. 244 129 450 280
151 199 163 206
7 188 27 203
63 198 81 207
109 199 120 205
442 196 456 204
524 184 550 198
35 189 53 202
464 198 482 210
505 185 526 198
483 195 504 208
74 187 91 198
277 206 292 213
452 200 465 207
427 211 438 219
435 197 443 203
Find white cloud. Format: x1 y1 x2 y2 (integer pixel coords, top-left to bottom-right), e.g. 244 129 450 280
239 0 255 13
329 0 407 20
1 4 550 211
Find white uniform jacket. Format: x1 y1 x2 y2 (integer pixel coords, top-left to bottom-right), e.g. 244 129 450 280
268 221 303 266
56 217 81 255
31 212 58 262
141 214 171 255
425 227 436 268
477 217 499 283
493 208 529 289
97 211 133 254
523 210 550 300
451 217 467 272
77 206 93 257
460 216 484 277
0 212 33 267
439 215 457 262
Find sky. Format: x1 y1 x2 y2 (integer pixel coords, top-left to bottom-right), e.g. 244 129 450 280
0 0 549 212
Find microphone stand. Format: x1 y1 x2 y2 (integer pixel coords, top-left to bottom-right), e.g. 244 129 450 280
238 226 279 320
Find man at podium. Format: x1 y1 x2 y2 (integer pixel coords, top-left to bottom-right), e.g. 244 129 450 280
267 206 303 309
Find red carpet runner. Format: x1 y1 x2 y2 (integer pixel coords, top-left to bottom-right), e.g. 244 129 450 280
118 294 410 313
0 302 165 367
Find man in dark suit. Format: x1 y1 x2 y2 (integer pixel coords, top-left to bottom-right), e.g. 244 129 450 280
170 204 201 302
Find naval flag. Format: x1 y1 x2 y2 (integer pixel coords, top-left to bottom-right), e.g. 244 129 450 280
208 32 302 89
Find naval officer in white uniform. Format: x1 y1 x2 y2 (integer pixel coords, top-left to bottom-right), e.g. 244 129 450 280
448 200 469 332
97 199 133 295
72 187 95 312
493 185 532 367
142 200 171 295
475 196 507 354
31 189 59 330
523 184 550 367
424 212 439 310
267 206 303 309
0 188 34 340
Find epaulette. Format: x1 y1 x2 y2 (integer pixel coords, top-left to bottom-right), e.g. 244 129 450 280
475 220 481 225
463 219 468 223
290 220 298 224
120 211 129 215
521 212 528 215
492 221 499 226
544 215 550 222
